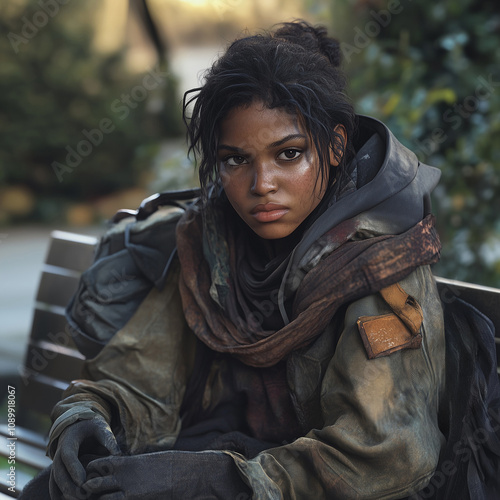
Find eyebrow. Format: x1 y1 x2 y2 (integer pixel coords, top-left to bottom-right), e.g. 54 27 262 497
268 133 307 149
217 133 307 153
217 144 245 153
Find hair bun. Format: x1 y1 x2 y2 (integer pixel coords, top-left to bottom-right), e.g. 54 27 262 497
274 20 342 68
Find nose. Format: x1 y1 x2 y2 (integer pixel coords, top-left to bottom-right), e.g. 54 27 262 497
250 161 277 196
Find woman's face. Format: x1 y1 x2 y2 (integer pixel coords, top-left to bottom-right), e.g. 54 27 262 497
217 101 330 240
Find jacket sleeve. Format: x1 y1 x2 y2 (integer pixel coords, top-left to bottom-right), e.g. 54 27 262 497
49 263 198 456
226 266 446 499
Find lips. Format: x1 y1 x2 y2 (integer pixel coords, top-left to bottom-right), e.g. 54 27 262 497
251 203 289 222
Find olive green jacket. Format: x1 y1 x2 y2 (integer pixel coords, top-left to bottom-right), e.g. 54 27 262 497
49 260 445 499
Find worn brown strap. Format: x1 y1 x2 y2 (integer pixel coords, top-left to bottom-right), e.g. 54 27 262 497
379 283 423 335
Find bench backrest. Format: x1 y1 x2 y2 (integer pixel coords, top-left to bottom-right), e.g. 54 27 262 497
435 276 500 377
18 230 98 433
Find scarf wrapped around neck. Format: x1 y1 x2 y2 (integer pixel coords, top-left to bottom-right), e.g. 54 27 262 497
176 200 441 368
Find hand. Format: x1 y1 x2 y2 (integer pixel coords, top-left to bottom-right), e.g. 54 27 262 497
83 450 252 500
83 452 169 500
49 416 120 500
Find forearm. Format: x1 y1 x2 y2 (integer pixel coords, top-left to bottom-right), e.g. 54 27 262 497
230 426 441 500
50 270 197 455
48 391 113 458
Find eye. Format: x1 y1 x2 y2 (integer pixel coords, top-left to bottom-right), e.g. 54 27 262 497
223 155 248 167
277 148 302 161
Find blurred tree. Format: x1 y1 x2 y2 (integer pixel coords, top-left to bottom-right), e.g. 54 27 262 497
330 0 500 286
0 1 182 224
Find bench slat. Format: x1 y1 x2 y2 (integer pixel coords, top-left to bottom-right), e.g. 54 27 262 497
36 271 80 309
436 276 500 379
23 341 84 383
0 457 47 496
0 425 46 450
0 490 17 499
0 435 51 472
29 308 78 350
45 231 97 272
435 276 500 340
18 375 70 425
0 480 21 498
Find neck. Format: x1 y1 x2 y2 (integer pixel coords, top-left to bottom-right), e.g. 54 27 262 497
259 231 302 261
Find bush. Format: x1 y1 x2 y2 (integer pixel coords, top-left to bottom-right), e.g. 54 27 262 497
0 1 182 224
333 0 500 286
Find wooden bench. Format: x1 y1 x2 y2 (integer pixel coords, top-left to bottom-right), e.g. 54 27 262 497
0 230 98 498
0 227 499 498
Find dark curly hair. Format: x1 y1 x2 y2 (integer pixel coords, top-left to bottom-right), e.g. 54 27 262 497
183 20 356 202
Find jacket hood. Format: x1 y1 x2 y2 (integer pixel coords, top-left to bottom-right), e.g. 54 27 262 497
281 115 441 300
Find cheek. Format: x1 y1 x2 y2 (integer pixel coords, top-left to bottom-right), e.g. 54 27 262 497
221 175 245 210
219 167 245 197
219 168 231 190
294 166 324 206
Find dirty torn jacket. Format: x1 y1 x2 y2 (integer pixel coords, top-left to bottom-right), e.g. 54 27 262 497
52 116 447 499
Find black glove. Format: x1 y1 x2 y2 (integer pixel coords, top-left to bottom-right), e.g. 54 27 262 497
83 450 252 500
49 416 120 500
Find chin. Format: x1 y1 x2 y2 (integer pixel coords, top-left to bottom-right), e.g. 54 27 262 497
250 225 293 240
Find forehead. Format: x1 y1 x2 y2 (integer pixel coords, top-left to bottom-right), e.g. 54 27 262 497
218 102 305 147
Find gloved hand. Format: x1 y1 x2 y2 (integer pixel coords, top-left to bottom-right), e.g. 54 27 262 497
49 416 120 500
83 450 252 500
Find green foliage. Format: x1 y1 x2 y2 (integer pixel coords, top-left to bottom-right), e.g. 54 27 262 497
332 0 500 286
0 1 182 223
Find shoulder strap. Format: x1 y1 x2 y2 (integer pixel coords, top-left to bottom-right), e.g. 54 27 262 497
379 283 423 335
111 188 201 223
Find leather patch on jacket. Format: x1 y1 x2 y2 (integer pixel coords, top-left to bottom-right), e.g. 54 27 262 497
357 313 422 359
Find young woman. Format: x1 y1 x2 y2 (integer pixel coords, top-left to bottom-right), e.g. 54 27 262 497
22 20 491 500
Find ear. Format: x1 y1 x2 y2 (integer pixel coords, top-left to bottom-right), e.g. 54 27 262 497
329 125 347 166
